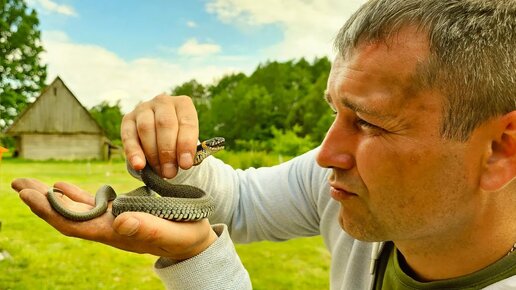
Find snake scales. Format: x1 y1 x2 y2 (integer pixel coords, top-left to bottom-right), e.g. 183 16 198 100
47 137 225 222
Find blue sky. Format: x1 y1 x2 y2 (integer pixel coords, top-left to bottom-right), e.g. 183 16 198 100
26 0 365 112
35 1 282 61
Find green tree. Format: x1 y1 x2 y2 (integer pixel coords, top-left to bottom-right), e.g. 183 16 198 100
245 57 332 143
169 57 333 151
171 79 207 105
208 82 274 148
288 68 333 142
89 100 124 143
199 73 246 142
0 0 47 131
207 73 246 97
268 125 316 156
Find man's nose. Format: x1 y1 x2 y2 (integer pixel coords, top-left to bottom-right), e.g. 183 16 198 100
316 119 356 170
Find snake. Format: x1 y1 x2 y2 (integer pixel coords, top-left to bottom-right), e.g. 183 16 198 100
47 137 225 222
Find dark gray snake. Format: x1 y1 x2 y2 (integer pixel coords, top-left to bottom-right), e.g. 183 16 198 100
47 137 224 222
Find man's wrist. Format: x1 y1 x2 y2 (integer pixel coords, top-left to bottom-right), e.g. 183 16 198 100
157 225 221 267
182 227 218 260
164 226 219 262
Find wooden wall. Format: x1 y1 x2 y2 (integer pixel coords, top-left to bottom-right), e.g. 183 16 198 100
19 134 105 160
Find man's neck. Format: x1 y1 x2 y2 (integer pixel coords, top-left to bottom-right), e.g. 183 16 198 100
394 197 516 281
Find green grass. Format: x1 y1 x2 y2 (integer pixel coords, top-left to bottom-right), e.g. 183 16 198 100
0 155 330 290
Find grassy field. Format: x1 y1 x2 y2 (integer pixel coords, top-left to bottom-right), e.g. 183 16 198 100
0 154 330 290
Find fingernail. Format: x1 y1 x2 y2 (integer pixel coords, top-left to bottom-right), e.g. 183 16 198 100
180 153 193 167
162 163 177 178
117 217 140 236
130 155 143 167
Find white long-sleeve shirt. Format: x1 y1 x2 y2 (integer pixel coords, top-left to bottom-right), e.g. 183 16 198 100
133 149 516 290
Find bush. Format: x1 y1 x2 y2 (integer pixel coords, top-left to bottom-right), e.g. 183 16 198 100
0 135 14 149
216 150 290 169
268 125 316 156
230 125 316 157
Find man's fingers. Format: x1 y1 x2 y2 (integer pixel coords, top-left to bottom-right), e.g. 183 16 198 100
135 108 159 172
113 212 180 257
154 103 179 178
121 94 201 177
19 187 114 239
11 178 49 194
54 181 95 205
18 188 78 237
175 96 199 170
112 212 214 259
121 112 146 170
19 188 55 219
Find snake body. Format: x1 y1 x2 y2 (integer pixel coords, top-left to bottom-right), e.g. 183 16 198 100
47 137 225 222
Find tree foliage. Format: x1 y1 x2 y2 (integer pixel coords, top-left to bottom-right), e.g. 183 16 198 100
170 57 333 155
0 0 47 131
89 100 124 143
171 79 207 101
84 57 333 157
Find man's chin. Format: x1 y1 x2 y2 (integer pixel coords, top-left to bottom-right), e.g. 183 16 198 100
338 210 386 242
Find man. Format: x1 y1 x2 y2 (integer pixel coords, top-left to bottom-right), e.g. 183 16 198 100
12 0 516 289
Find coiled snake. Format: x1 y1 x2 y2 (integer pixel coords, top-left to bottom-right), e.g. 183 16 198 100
47 137 225 222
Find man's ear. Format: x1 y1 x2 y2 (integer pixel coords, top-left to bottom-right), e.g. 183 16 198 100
480 111 516 191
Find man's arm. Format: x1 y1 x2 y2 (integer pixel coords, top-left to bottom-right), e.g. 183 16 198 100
11 178 252 289
161 148 326 243
121 94 326 242
11 178 216 260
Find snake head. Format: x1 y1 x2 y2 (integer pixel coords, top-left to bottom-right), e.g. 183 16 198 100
201 137 225 152
193 137 225 166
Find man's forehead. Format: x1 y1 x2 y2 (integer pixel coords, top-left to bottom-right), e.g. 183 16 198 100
336 25 430 60
329 38 430 105
325 46 435 122
332 26 430 77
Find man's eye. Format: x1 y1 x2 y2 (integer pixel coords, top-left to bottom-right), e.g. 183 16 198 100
356 118 383 132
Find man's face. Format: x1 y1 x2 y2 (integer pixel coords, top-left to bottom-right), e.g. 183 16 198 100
316 28 488 243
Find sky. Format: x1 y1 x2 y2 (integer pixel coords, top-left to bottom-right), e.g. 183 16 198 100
26 0 366 112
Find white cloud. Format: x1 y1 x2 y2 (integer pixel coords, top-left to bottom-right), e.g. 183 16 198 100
41 31 244 113
178 38 221 57
27 0 77 17
186 21 197 28
41 30 70 42
35 1 369 115
206 0 366 60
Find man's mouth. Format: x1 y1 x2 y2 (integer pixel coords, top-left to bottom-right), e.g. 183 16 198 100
330 185 358 201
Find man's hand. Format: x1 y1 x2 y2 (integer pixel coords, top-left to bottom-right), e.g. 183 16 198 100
121 94 199 179
11 178 217 261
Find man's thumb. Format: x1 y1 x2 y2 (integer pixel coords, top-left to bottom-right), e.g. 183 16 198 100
113 213 141 236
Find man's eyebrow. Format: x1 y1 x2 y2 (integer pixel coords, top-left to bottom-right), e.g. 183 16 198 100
323 90 391 120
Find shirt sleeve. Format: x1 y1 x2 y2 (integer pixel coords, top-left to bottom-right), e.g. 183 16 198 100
154 224 251 290
166 148 329 242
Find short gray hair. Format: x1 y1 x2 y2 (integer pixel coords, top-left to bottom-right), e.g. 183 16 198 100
335 0 516 141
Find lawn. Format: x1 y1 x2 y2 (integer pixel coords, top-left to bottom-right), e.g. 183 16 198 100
0 156 330 290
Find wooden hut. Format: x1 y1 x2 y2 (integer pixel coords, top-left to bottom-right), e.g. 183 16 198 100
4 77 111 160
